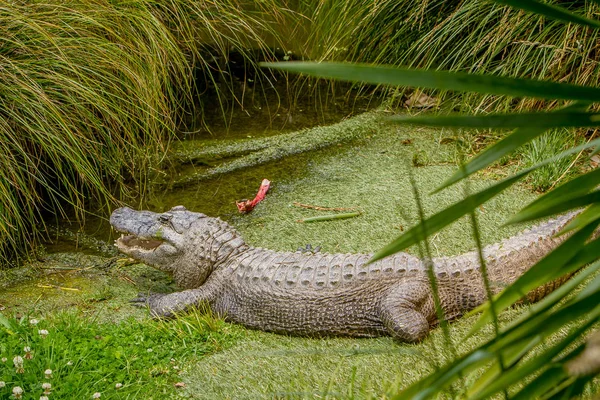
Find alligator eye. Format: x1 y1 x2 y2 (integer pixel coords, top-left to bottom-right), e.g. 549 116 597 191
158 213 184 234
158 214 172 225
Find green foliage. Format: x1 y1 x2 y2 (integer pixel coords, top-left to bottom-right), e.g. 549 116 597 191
294 0 600 113
0 309 240 399
0 0 284 266
261 2 600 397
286 0 600 191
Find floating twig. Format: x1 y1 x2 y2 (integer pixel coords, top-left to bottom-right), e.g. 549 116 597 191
298 211 362 223
292 202 358 212
37 284 81 292
118 274 136 285
39 266 94 271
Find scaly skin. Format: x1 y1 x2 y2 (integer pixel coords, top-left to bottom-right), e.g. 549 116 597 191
110 206 577 342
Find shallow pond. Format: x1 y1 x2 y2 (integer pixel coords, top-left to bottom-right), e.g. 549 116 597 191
1 102 537 314
0 103 544 399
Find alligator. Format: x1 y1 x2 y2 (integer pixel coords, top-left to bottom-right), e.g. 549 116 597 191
110 206 577 342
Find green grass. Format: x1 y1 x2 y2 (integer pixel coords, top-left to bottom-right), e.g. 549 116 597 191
291 1 600 110
178 307 527 399
522 128 585 192
0 308 243 400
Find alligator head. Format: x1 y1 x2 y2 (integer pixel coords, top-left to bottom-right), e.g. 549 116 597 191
110 205 244 288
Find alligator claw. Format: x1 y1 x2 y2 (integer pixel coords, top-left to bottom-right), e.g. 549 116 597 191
130 292 155 306
129 292 174 318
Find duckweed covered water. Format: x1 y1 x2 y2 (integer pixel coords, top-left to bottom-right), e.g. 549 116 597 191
1 107 536 328
0 107 543 399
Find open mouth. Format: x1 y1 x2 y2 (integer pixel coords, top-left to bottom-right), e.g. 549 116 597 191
115 233 164 252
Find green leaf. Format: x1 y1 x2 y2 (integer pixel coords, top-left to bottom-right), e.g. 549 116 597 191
394 349 494 400
564 239 600 273
470 221 600 333
388 111 600 129
508 191 600 224
260 62 600 102
511 349 587 400
0 312 15 334
372 137 600 263
480 276 600 376
470 312 599 399
500 260 600 331
401 261 600 400
467 337 540 396
513 366 570 400
437 102 590 191
493 0 600 29
516 168 600 221
560 203 600 234
406 262 600 399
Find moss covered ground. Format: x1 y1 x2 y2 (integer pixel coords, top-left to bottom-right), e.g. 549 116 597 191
0 112 556 399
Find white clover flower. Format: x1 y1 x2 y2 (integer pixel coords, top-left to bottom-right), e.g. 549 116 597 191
44 369 52 379
0 381 5 388
92 392 101 399
66 360 73 366
23 347 33 359
38 329 49 338
13 356 24 373
40 396 49 400
1 357 6 363
42 382 51 394
12 386 23 399
146 348 153 353
115 383 123 389
29 319 39 325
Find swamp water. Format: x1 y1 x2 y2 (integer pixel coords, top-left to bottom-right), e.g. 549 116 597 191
0 105 539 398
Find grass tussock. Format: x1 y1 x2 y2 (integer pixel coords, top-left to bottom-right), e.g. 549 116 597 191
0 0 285 265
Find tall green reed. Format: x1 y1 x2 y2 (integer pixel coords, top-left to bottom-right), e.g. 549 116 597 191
0 0 285 265
296 0 599 111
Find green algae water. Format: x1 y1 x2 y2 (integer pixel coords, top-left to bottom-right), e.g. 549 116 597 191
3 107 537 309
148 111 535 256
0 107 544 399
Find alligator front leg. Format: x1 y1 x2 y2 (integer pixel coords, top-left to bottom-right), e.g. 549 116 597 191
131 289 211 318
380 280 433 343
